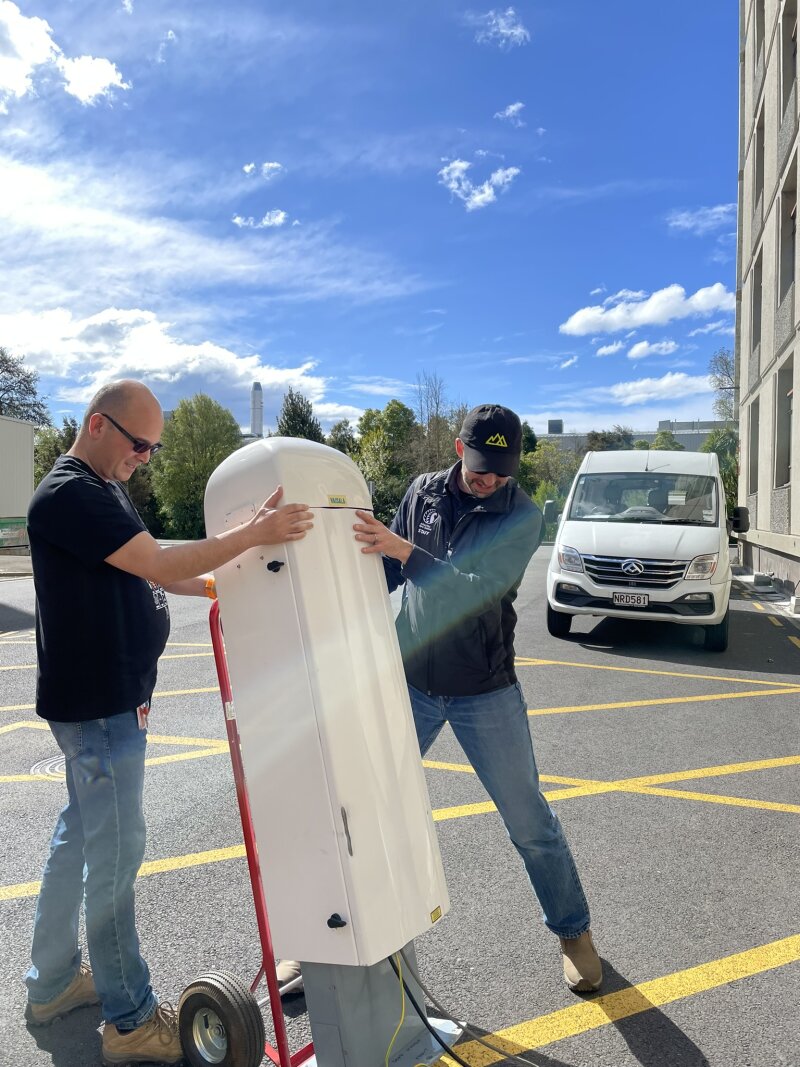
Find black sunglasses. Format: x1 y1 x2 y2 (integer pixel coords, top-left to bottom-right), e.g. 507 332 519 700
100 412 163 456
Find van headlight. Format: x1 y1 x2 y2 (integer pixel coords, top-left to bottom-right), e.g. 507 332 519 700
685 553 718 580
558 545 584 573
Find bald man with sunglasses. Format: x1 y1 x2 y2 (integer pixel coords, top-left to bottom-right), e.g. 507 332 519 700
24 380 313 1065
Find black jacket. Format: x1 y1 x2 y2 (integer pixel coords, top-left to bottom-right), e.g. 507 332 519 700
384 463 542 697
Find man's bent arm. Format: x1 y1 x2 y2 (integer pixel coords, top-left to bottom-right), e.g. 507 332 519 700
106 488 313 586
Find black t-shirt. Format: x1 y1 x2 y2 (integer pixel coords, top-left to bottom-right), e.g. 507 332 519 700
27 456 171 722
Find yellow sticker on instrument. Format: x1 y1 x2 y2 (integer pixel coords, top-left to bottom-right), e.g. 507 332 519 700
430 905 442 924
327 495 348 506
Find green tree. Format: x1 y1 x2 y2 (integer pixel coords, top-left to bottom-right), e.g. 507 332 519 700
326 419 358 455
521 420 537 453
520 440 581 496
532 479 562 540
125 464 166 538
275 387 324 442
584 425 634 452
0 347 50 425
356 427 402 524
651 429 685 451
633 439 650 450
708 347 736 421
700 428 739 516
34 416 78 486
150 394 242 539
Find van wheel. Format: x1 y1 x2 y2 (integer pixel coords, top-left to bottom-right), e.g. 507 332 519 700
547 603 572 637
704 609 729 652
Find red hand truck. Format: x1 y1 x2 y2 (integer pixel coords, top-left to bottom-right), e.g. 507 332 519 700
177 600 315 1067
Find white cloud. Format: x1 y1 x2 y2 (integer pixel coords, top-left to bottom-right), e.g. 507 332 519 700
261 162 283 179
667 204 737 235
0 307 330 410
559 283 736 335
494 101 525 127
559 355 578 369
603 288 648 306
688 320 735 337
0 155 422 315
56 55 131 104
590 286 606 296
599 372 712 407
346 376 412 397
438 158 521 211
232 209 288 228
471 7 530 49
595 340 624 356
0 2 130 108
628 340 679 360
243 162 256 174
156 30 177 65
121 0 133 12
313 401 364 425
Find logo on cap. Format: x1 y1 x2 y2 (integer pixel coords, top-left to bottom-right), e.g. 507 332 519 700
485 433 508 447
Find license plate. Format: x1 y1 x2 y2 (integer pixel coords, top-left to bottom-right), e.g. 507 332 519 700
613 592 649 607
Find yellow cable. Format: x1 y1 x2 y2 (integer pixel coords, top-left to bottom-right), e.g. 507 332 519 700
385 953 406 1067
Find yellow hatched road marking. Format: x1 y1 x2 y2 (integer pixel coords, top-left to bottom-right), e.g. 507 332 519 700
529 686 800 716
0 651 214 671
768 616 783 627
0 685 220 713
790 636 800 650
515 656 798 688
627 785 800 816
439 933 800 1064
753 602 765 611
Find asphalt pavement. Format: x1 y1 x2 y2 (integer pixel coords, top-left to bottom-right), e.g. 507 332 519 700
1 550 799 1066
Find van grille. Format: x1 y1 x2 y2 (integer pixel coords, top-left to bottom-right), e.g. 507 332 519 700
582 554 688 589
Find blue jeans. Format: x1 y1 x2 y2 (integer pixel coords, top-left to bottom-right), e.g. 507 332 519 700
409 682 591 939
26 712 157 1030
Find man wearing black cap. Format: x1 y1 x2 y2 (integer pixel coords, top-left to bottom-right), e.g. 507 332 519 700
353 403 602 993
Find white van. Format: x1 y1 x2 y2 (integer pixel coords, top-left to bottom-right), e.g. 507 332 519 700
545 450 749 652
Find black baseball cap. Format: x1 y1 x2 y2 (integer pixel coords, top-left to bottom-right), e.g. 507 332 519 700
458 404 522 477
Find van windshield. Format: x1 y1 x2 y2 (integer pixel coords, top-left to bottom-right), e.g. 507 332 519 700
567 472 718 526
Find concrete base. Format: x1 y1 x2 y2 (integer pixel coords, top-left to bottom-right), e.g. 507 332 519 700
302 943 461 1067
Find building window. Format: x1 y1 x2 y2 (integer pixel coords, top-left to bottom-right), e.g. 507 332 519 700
754 109 765 213
774 358 794 486
782 4 798 116
779 161 797 303
752 252 763 349
749 398 760 495
755 0 766 65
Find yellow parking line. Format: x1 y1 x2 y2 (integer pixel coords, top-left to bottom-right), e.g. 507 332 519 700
0 845 248 901
623 753 800 787
165 642 213 647
627 785 800 816
0 663 35 671
516 657 799 688
768 616 783 627
529 686 800 716
0 685 220 713
0 652 214 672
441 933 800 1063
0 774 51 783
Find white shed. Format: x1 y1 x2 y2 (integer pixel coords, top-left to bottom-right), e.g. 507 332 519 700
0 413 35 547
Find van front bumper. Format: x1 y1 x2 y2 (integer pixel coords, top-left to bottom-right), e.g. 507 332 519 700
552 582 717 617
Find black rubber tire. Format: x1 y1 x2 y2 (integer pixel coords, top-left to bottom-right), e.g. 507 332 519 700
704 609 729 653
179 971 265 1067
546 603 573 637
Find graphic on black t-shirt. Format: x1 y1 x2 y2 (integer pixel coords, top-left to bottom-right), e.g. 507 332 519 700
148 581 169 615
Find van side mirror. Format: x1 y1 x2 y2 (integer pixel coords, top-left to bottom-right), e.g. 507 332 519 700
543 500 556 524
731 506 749 533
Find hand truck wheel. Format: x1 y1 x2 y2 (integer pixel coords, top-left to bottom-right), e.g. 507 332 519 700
178 971 265 1067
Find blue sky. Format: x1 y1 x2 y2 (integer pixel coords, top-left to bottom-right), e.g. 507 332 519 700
0 1 737 436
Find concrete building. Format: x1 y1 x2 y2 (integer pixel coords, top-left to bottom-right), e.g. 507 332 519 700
0 413 34 549
540 420 733 455
737 0 800 593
